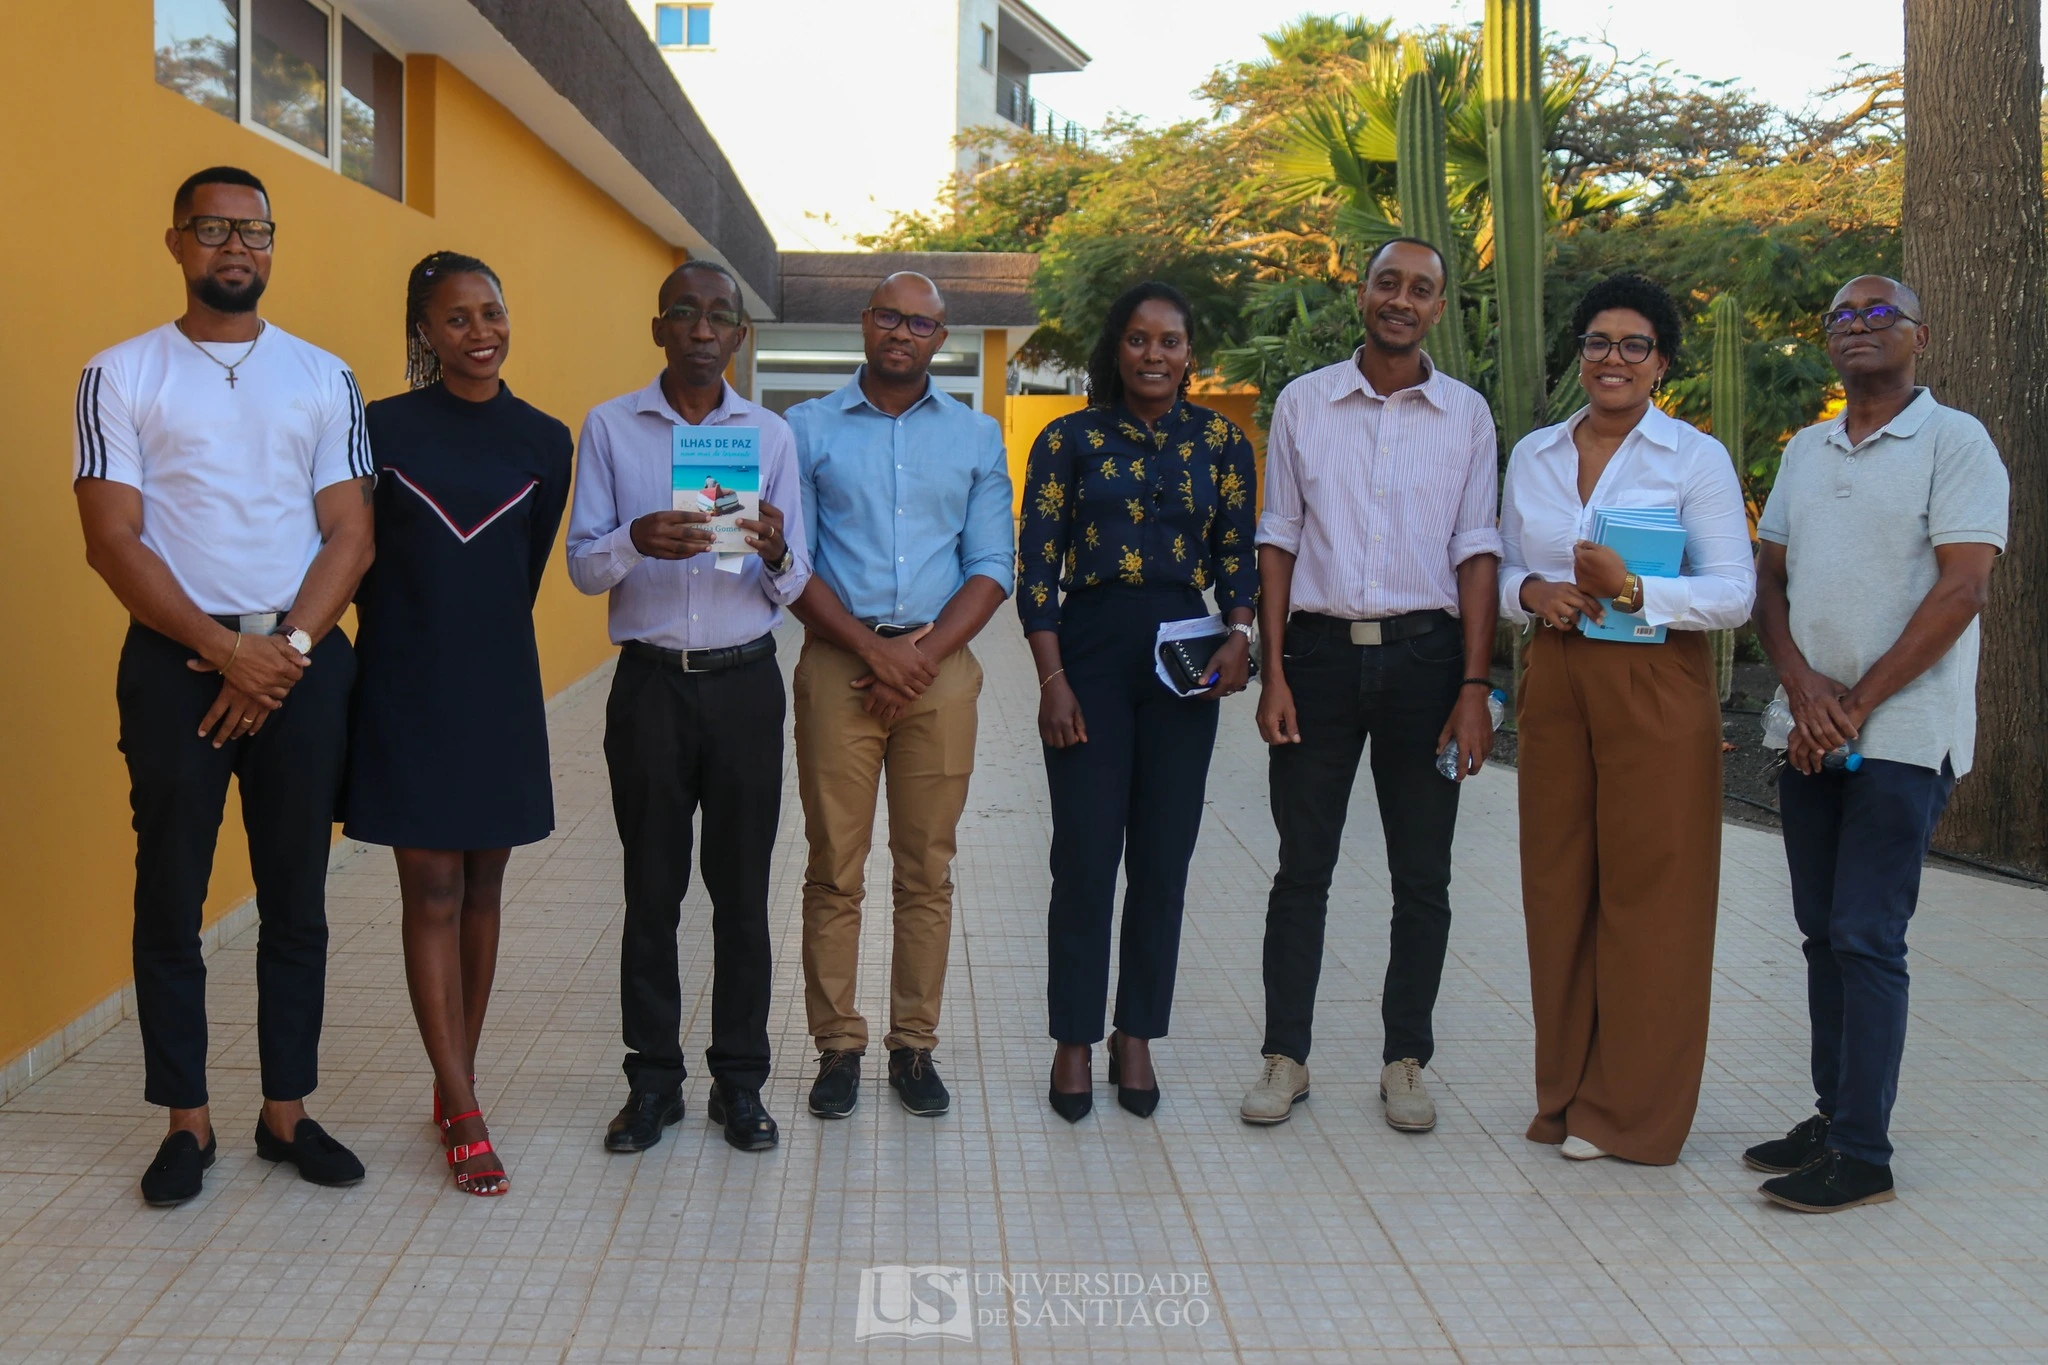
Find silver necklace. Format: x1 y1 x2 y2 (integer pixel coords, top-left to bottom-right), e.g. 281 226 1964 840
175 318 265 388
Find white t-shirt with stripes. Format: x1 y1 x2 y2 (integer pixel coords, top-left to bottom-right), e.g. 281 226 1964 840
74 321 371 617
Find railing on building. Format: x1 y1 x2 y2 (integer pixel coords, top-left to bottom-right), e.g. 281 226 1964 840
996 77 1087 146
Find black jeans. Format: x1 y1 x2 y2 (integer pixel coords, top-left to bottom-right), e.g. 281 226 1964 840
1262 613 1464 1066
1779 756 1955 1165
605 644 782 1093
1043 585 1221 1044
118 622 354 1109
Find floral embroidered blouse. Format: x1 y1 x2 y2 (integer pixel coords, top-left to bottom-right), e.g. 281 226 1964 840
1015 400 1259 634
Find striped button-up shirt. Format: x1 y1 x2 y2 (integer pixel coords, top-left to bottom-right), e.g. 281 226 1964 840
565 376 808 651
1256 348 1503 618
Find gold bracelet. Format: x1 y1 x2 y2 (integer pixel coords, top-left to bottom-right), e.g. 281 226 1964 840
1039 668 1065 689
221 632 243 675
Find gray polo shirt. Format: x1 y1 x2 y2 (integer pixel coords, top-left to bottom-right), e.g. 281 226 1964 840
1757 388 2009 775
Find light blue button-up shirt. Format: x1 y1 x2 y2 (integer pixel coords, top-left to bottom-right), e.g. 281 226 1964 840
565 376 808 650
786 371 1014 626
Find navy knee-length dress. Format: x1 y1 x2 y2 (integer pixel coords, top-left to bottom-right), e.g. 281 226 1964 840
343 381 572 849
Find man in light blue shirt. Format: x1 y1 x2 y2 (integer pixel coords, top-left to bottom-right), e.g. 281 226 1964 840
784 272 1013 1120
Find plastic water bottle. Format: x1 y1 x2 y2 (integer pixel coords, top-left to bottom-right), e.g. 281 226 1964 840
1438 689 1508 781
1760 694 1862 771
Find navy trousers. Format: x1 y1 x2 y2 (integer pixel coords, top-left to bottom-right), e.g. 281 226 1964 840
1043 585 1221 1044
1778 756 1955 1165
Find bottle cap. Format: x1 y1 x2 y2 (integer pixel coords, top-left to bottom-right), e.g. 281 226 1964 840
1844 752 1863 772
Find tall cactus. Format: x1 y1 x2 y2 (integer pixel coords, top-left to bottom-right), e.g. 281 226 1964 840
1484 0 1547 454
1395 53 1469 384
1708 292 1747 704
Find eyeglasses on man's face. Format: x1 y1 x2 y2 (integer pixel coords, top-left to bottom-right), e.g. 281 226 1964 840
661 302 745 330
178 216 276 250
1578 333 1657 364
1822 303 1921 336
865 307 942 338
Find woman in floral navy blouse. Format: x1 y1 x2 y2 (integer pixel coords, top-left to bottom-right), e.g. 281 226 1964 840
1018 281 1259 1122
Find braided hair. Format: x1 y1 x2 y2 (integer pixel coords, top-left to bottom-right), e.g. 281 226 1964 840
404 250 502 389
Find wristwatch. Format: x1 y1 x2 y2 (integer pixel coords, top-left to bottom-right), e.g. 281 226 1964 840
765 544 794 574
1227 621 1255 647
274 623 313 655
1616 573 1644 614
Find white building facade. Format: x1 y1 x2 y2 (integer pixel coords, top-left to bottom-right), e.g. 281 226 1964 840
631 0 1087 249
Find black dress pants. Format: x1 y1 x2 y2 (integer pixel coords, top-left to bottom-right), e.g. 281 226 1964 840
117 622 354 1110
1044 585 1221 1044
1262 612 1464 1066
605 644 782 1093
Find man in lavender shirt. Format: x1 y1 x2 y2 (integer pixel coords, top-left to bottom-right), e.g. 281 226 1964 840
1240 239 1503 1133
566 261 808 1154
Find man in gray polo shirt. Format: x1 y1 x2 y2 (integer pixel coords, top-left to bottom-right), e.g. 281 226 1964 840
1744 275 2009 1213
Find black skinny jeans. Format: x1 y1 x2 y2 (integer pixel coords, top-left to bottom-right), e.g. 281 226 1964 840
1043 585 1222 1044
1262 612 1465 1066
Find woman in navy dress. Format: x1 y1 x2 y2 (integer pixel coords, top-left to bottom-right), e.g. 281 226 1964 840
345 252 571 1195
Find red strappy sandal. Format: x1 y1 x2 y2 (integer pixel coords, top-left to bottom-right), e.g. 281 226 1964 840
431 1073 478 1128
439 1109 508 1196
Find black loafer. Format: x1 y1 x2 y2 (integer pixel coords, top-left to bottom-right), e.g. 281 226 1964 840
809 1050 862 1119
141 1129 217 1207
707 1080 779 1152
1743 1114 1832 1173
888 1047 951 1117
605 1088 684 1152
253 1118 364 1187
1760 1149 1896 1213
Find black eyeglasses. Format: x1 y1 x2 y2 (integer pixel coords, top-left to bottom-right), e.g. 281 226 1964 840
1578 333 1657 364
865 307 942 338
178 216 276 249
661 303 745 330
1822 304 1920 336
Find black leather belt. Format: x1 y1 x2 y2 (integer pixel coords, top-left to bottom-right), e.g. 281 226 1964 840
1292 609 1452 646
868 622 930 639
622 633 776 674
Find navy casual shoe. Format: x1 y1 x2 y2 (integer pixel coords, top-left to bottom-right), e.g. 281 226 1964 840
1743 1114 1832 1173
888 1048 951 1117
253 1118 364 1187
141 1129 217 1207
1760 1149 1895 1213
808 1050 862 1119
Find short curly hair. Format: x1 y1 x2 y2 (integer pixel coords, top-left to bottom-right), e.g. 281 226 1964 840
1570 272 1683 364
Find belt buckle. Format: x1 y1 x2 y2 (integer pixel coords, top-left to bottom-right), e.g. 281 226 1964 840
238 612 280 635
677 648 703 674
1349 620 1384 646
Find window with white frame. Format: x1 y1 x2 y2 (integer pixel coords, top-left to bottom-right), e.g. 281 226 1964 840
154 0 404 200
979 24 994 72
655 3 713 49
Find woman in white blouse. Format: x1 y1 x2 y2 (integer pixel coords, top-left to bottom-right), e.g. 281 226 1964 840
1499 272 1756 1166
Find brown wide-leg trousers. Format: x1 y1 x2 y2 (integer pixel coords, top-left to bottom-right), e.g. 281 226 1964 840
1517 626 1722 1165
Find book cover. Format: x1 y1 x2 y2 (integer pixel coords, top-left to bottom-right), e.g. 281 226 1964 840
1580 506 1685 644
671 426 760 555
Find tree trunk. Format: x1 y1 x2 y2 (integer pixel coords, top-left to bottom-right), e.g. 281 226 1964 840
1902 0 2048 873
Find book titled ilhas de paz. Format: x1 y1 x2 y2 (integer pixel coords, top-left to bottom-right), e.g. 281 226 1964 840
1581 505 1686 644
671 426 760 557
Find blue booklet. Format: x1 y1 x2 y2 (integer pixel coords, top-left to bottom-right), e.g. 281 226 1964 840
1580 505 1685 644
671 426 760 555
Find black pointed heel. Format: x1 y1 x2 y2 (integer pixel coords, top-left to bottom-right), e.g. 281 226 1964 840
1108 1032 1160 1118
1047 1062 1093 1123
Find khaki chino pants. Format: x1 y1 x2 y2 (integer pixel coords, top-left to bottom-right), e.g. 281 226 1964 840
794 634 982 1054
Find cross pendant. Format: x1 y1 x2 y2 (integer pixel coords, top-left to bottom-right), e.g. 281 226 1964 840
225 370 238 388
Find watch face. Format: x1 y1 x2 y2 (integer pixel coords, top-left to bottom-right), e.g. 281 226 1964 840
286 629 312 654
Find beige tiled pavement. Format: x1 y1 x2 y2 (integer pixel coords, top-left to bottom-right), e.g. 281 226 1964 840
4 618 2048 1362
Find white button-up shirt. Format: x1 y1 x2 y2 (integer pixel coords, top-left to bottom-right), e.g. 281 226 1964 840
1499 403 1754 630
1256 348 1503 619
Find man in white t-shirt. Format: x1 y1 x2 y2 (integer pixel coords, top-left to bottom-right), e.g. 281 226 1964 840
74 166 376 1207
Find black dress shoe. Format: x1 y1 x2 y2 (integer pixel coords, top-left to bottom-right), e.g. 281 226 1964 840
1760 1148 1895 1213
809 1050 862 1119
1743 1113 1832 1173
1047 1063 1093 1123
707 1080 779 1151
253 1118 364 1187
888 1047 951 1116
605 1088 684 1152
1108 1032 1160 1118
141 1129 217 1207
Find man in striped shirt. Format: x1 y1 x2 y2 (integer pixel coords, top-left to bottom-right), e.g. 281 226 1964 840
74 166 376 1207
1239 238 1503 1134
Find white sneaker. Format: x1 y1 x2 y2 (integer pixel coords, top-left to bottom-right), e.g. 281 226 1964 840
1378 1058 1437 1132
1239 1055 1310 1125
1561 1135 1609 1161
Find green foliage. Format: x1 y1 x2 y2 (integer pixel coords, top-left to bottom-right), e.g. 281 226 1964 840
1485 0 1550 452
1710 293 1746 467
1395 53 1470 382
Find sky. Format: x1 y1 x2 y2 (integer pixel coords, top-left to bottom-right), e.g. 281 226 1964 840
1024 1 1926 130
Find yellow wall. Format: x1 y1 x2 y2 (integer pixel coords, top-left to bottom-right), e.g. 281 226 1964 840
0 2 687 1070
1000 393 1268 514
